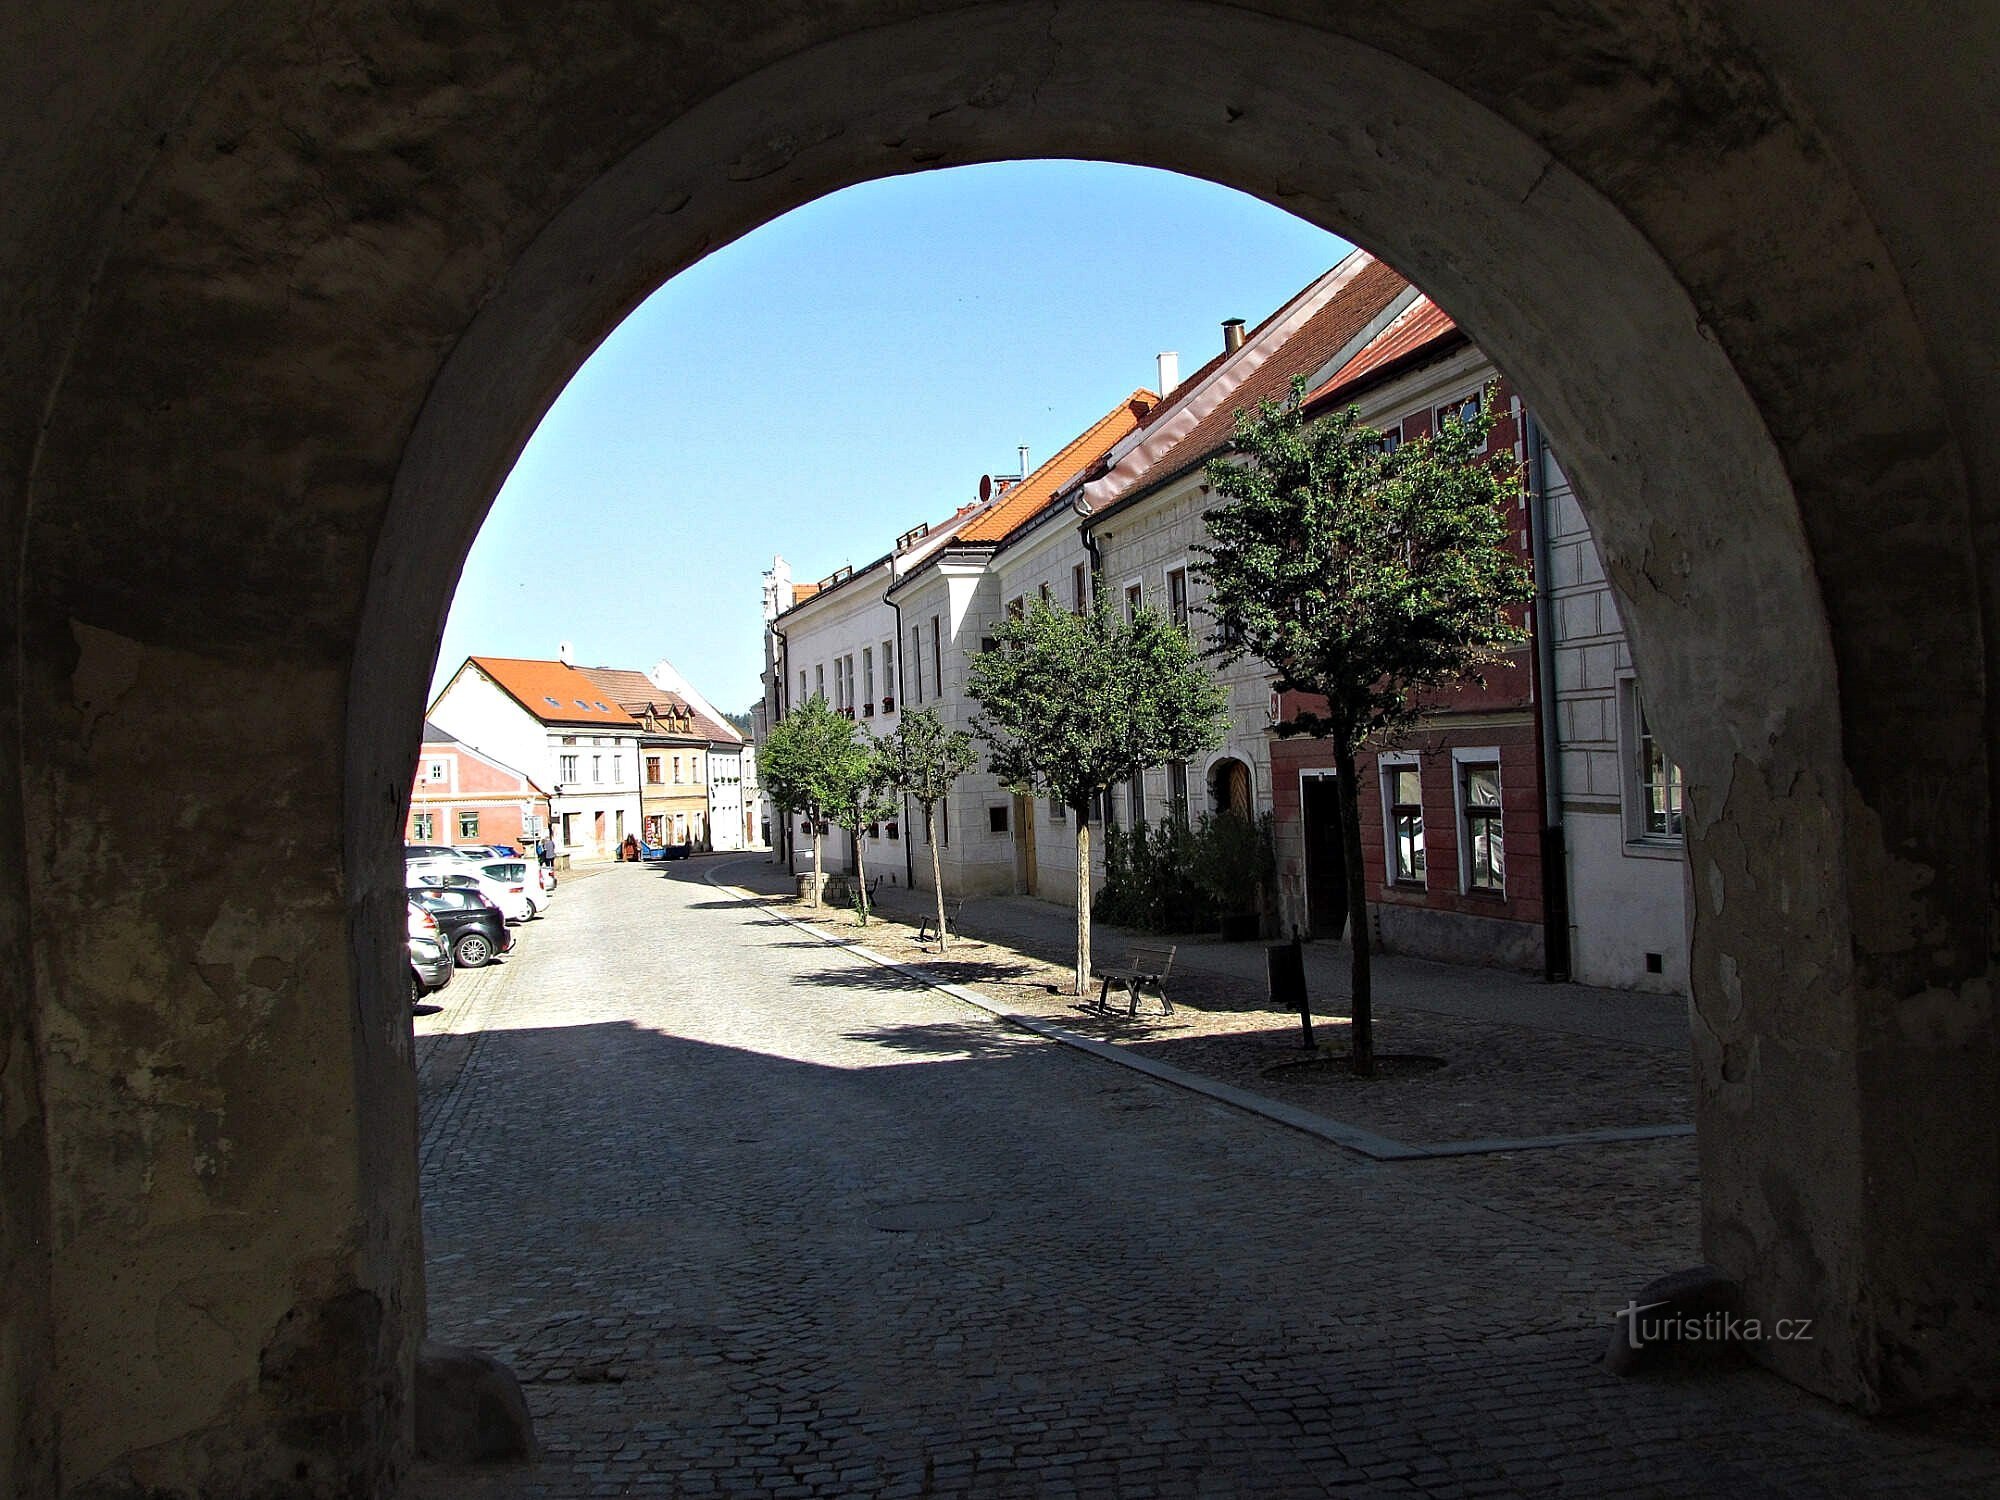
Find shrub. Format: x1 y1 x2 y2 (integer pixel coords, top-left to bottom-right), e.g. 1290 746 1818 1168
1095 808 1274 935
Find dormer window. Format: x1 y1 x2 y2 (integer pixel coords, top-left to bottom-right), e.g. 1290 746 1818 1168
543 695 561 707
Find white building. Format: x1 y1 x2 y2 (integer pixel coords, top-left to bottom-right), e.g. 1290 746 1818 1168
427 650 645 860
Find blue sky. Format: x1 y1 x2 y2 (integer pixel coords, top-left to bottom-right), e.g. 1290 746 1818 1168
435 160 1351 712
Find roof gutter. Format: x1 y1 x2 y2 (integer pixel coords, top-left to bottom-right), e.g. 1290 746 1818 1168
1524 410 1572 983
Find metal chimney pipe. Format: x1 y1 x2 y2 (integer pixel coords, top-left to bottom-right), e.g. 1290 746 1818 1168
1017 444 1030 478
1221 318 1246 352
1156 351 1180 396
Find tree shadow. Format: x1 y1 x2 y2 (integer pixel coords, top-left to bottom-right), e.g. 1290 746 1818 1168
839 1020 1040 1059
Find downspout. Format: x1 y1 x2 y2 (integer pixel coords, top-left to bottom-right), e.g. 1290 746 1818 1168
884 580 916 890
1524 410 1572 982
771 620 794 874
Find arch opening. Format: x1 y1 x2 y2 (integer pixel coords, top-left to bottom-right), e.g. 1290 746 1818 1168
7 3 1994 1492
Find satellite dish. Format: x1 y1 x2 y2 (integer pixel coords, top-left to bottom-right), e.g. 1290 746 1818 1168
978 474 993 502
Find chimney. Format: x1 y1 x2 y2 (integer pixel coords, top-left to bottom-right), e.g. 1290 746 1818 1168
1017 444 1031 478
1156 351 1180 397
1222 318 1246 353
557 640 574 666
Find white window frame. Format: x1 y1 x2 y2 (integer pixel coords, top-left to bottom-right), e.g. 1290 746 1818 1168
862 646 874 702
559 753 579 782
1450 745 1504 896
411 811 435 841
425 758 449 783
1122 577 1144 623
1617 673 1686 854
1434 384 1485 438
1378 751 1424 890
1164 558 1190 629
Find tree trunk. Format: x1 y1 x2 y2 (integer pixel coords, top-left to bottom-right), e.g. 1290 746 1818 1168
1074 806 1091 996
928 804 946 951
1332 738 1374 1076
810 820 823 909
854 826 869 925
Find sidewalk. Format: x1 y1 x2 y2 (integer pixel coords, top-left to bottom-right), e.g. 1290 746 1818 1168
708 855 1699 1263
711 856 1692 1144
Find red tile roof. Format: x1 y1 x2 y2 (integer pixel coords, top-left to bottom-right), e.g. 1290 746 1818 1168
955 390 1158 544
1305 296 1461 407
467 657 640 727
577 666 738 744
1086 259 1411 525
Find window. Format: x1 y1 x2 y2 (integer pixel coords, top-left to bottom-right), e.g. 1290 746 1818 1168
931 615 942 698
646 755 662 785
1048 795 1066 823
411 811 434 840
814 663 824 700
425 759 448 782
798 669 806 704
1128 773 1146 827
673 755 684 784
1101 786 1119 830
1622 681 1686 841
611 755 621 784
591 754 602 783
1039 582 1052 606
863 647 874 701
1123 581 1142 622
911 626 923 704
988 804 1009 834
1384 760 1425 886
1007 595 1025 620
1072 562 1088 613
457 810 479 840
1436 390 1483 435
1166 567 1188 628
1375 420 1404 455
882 640 894 704
559 753 578 782
937 802 948 847
1459 760 1503 893
1166 761 1189 823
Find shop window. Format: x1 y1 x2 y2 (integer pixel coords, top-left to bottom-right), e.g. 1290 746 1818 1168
458 810 479 840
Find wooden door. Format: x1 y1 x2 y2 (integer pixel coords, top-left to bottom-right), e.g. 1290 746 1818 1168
1013 793 1037 896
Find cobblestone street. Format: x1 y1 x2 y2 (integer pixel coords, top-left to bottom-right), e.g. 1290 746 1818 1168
408 862 1998 1497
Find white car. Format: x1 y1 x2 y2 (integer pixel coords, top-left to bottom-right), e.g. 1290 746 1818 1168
473 859 547 917
406 859 533 924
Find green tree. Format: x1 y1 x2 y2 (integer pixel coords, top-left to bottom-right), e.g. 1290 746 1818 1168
830 735 900 925
759 695 866 908
968 590 1227 994
1196 377 1532 1074
875 707 977 949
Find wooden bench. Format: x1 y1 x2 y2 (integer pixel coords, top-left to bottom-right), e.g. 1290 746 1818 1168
916 897 965 944
1094 942 1177 1017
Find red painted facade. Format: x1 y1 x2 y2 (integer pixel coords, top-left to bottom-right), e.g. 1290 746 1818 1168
410 730 551 850
1269 375 1548 969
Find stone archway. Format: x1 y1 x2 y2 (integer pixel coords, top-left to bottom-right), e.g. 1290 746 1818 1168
3 3 1994 1494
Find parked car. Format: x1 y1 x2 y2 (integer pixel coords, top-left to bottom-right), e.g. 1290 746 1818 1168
408 885 514 968
472 859 547 917
407 902 452 1006
406 858 534 923
405 844 458 862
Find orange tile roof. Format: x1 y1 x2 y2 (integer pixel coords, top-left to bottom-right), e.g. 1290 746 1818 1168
1084 258 1411 523
466 657 640 726
956 390 1157 544
578 666 738 744
1305 295 1461 406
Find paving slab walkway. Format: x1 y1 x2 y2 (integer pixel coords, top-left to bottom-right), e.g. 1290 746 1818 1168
408 861 1999 1497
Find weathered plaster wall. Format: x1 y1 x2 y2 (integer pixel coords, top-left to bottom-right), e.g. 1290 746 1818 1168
1 2 1994 1493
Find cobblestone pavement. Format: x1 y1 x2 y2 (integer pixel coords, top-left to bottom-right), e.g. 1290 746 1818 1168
408 862 1998 1497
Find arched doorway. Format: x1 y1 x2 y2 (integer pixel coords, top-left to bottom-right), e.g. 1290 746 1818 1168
1207 757 1253 821
4 4 1994 1490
